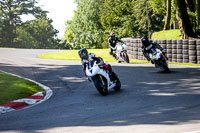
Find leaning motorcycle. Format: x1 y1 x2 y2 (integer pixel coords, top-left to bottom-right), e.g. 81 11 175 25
85 60 121 96
148 45 170 72
113 42 129 63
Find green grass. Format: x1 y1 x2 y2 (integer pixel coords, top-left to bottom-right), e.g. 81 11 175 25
38 49 200 66
169 62 200 66
0 72 43 105
38 49 149 63
151 29 181 39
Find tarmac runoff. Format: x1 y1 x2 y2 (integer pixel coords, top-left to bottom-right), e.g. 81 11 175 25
0 70 53 114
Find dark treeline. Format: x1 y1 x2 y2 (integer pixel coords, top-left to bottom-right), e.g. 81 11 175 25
0 0 61 49
64 0 200 49
0 0 200 49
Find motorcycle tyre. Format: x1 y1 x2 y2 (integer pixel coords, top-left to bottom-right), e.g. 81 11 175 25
92 75 108 96
158 59 170 72
123 52 129 63
111 72 121 91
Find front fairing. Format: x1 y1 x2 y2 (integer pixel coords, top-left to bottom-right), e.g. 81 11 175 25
86 61 101 77
149 48 162 60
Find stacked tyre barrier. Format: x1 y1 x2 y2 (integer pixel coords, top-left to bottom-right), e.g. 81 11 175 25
189 40 197 64
172 40 177 62
132 39 138 60
122 38 200 64
197 40 200 64
183 40 189 63
166 40 172 62
177 40 183 63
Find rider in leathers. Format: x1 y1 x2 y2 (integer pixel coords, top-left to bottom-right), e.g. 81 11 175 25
78 48 112 79
108 32 124 59
141 36 165 64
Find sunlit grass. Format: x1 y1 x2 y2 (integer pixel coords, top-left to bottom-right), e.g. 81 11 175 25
151 29 181 39
0 72 43 105
38 49 149 63
38 49 200 66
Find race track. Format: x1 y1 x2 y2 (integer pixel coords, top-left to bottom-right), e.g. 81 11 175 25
0 48 200 133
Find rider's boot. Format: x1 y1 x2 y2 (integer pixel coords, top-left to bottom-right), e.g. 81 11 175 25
113 54 118 60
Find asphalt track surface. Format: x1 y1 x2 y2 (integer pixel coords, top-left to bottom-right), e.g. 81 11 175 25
0 48 200 133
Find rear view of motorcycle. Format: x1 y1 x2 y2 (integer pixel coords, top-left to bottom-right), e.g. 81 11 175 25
113 42 129 63
149 47 170 72
85 60 121 96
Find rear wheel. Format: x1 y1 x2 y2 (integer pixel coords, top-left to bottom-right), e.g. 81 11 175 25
92 75 108 96
111 72 121 91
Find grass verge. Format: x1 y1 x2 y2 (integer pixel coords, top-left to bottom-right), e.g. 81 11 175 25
151 29 181 39
38 49 200 66
0 71 43 105
38 49 149 63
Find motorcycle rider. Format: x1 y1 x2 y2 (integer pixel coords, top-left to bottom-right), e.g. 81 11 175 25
141 36 166 64
108 32 124 59
78 48 113 79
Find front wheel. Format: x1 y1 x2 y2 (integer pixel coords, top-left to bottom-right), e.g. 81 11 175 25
111 72 121 91
158 59 170 72
92 75 108 96
122 52 129 63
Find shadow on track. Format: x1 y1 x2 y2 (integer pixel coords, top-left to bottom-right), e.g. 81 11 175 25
0 62 200 132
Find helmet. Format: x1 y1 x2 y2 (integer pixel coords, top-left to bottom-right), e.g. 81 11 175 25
141 36 149 47
78 48 88 60
110 32 115 38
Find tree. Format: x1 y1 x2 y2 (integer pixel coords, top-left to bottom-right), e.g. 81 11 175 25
163 0 171 30
197 0 200 29
175 0 196 38
133 0 165 36
0 0 39 47
100 0 137 47
64 0 104 49
15 13 59 48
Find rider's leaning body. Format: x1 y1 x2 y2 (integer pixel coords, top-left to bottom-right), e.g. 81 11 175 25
108 32 124 59
141 36 163 62
78 48 112 75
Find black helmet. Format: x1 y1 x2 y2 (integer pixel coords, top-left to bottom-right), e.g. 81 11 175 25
78 48 88 60
110 32 115 38
141 36 149 47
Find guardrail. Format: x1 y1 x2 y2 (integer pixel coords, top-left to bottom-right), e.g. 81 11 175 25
122 38 200 64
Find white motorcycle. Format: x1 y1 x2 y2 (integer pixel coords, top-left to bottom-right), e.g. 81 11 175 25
85 60 121 96
148 45 170 72
113 42 129 63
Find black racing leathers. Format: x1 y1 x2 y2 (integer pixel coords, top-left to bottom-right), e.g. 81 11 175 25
142 40 163 61
108 37 124 56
